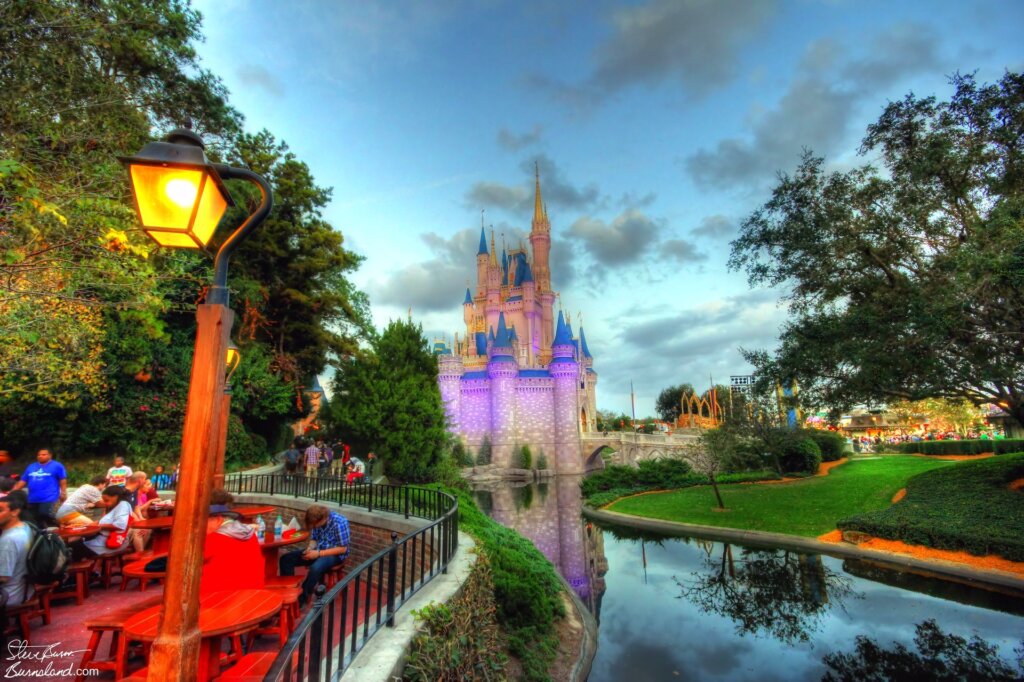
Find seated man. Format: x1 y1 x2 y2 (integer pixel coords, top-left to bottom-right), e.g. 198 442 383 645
278 505 349 607
0 491 34 607
200 491 264 593
56 474 107 527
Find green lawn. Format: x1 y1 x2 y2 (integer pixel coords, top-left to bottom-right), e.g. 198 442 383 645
606 456 955 537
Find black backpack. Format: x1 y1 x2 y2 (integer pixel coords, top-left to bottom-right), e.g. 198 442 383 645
25 524 71 584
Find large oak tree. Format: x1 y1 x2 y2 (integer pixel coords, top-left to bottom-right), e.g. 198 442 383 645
730 72 1024 428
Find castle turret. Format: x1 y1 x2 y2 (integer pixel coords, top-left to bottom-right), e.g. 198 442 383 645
549 311 581 473
463 287 473 329
579 326 597 433
437 345 464 431
528 164 555 363
476 225 488 296
488 313 519 468
486 230 501 333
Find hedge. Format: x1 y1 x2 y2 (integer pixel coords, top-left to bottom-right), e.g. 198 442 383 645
582 462 780 507
837 452 1024 561
892 439 1024 456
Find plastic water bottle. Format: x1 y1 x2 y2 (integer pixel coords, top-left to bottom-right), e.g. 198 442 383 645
274 514 283 538
256 516 266 542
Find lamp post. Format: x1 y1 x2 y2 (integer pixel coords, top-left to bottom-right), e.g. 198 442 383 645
215 341 242 490
121 129 272 681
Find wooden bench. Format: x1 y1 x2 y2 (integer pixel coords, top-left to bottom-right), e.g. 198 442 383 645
2 583 56 644
264 575 303 589
324 561 346 588
48 560 94 606
120 559 165 592
96 546 135 588
245 587 301 647
219 652 281 681
76 594 163 681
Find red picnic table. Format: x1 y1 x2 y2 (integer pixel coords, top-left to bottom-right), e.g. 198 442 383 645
130 516 174 553
232 504 276 519
123 588 283 681
257 530 309 578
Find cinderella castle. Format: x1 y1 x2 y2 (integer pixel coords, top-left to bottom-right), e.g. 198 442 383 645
434 168 597 473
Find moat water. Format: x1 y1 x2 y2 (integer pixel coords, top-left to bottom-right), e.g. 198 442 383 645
470 475 1024 682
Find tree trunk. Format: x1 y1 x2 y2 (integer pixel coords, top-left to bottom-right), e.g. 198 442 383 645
710 475 726 509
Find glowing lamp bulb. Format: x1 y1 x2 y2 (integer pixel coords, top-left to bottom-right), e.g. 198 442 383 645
165 177 199 208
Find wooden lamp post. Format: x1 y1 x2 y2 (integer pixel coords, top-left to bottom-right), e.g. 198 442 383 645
122 129 272 681
214 342 242 490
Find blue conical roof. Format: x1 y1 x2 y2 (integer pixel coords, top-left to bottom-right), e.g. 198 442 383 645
478 227 488 256
464 288 473 305
579 327 592 358
494 312 511 347
488 327 495 343
475 331 488 356
509 325 518 341
502 249 509 278
513 253 534 286
553 311 573 346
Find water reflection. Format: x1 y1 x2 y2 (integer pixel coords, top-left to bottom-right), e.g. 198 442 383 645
677 544 857 644
470 475 607 613
471 479 1024 681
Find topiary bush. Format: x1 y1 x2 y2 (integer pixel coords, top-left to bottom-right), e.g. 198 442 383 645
893 439 1024 456
515 444 532 470
536 450 548 470
778 436 822 474
805 430 847 461
451 440 474 467
476 436 492 465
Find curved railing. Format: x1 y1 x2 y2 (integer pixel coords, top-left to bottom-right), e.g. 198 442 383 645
217 473 458 681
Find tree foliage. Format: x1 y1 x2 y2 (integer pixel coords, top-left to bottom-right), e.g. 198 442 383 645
655 383 695 422
323 320 448 483
730 72 1024 429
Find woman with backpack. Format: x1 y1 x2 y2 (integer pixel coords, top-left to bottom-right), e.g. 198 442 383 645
69 486 132 561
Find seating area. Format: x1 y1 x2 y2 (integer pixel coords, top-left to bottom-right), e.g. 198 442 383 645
0 503 383 681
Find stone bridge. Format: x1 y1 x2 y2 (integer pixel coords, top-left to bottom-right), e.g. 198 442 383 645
580 431 700 471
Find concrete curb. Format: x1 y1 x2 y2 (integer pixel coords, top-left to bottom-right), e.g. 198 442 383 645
583 507 1024 595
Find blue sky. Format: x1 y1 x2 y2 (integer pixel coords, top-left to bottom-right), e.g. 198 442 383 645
192 0 1022 416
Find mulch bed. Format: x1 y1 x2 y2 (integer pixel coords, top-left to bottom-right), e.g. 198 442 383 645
817 531 1024 577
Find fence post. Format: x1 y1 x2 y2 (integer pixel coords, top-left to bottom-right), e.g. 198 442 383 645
404 486 409 519
270 474 276 496
386 532 399 627
308 584 328 681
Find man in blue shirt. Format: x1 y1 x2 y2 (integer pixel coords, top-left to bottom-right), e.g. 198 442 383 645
278 504 350 607
12 449 67 527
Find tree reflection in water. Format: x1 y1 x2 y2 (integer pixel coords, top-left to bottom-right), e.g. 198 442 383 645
676 544 858 644
821 619 1024 681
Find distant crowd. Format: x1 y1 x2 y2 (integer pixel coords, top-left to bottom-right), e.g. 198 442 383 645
282 438 376 485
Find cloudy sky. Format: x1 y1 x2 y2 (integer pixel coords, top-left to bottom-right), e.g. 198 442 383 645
192 0 1021 416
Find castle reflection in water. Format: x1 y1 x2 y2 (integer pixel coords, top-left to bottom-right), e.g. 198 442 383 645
470 475 608 618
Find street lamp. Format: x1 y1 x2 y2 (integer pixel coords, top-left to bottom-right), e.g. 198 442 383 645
122 128 272 682
214 341 242 489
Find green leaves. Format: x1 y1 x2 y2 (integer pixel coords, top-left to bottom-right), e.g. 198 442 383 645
731 72 1024 428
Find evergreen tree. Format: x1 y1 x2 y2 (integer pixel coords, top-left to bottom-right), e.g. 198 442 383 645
324 320 447 482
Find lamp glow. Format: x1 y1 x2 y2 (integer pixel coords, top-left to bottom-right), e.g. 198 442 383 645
165 177 199 208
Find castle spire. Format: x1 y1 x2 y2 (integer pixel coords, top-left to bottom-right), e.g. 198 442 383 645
478 222 488 256
489 228 498 267
533 161 544 226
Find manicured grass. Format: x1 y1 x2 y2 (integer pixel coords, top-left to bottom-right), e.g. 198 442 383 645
606 456 954 537
839 453 1024 560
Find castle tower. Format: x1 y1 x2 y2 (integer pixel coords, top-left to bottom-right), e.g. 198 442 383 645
476 225 488 297
549 311 581 473
579 326 598 433
486 230 501 334
487 312 519 468
437 345 463 431
529 164 556 364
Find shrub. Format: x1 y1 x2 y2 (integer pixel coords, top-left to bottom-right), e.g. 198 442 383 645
476 436 492 465
451 440 474 467
450 486 564 680
892 438 1024 456
778 437 821 474
536 450 548 470
838 452 1024 561
404 553 507 681
515 444 532 470
805 430 847 461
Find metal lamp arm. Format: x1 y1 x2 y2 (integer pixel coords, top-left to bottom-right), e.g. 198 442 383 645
207 163 274 305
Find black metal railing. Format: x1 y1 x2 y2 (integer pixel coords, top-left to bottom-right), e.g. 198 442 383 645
215 474 460 681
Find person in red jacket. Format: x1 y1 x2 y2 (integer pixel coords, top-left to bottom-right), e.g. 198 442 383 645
200 490 264 594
